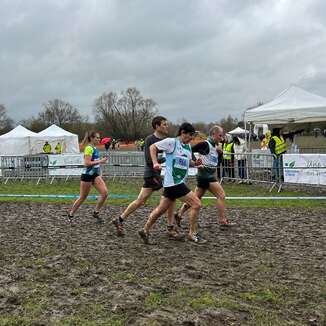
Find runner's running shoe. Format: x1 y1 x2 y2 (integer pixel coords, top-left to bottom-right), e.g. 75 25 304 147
93 211 104 224
174 212 182 228
219 218 236 228
167 226 185 241
188 233 207 244
112 219 125 236
138 229 150 244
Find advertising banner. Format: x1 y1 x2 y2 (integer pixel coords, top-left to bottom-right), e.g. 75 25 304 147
283 154 326 185
48 154 84 176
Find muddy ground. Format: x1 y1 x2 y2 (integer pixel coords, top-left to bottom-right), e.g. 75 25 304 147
0 202 325 325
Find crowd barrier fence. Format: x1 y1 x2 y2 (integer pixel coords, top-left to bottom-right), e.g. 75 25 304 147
1 152 325 192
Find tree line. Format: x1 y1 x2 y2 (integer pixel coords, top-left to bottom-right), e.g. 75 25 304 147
2 87 325 140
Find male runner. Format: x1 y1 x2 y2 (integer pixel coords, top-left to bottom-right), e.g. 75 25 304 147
138 122 206 244
174 125 235 228
112 116 182 239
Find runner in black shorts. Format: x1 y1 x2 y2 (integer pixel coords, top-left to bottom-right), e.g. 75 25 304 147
139 122 206 244
112 116 182 239
68 131 108 224
175 125 235 228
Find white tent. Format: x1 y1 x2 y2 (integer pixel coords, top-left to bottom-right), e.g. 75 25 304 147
228 127 249 135
32 124 80 154
244 86 326 124
0 125 38 155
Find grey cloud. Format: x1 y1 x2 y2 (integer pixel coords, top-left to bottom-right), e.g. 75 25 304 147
1 0 326 123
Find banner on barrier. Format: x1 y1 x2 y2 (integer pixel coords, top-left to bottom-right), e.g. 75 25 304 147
283 154 326 185
48 154 84 176
48 154 84 167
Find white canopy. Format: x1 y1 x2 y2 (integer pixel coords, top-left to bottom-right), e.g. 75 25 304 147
32 124 80 154
244 86 326 124
228 127 249 135
0 125 38 155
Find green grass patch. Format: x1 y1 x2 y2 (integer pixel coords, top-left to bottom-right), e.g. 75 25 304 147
0 180 324 208
144 292 165 309
240 288 281 305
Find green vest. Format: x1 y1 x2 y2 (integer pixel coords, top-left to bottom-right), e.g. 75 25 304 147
272 136 288 155
43 143 51 153
223 143 234 160
55 143 62 154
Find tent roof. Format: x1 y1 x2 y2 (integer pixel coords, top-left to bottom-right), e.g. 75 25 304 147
37 124 77 137
0 125 38 138
228 127 249 134
244 86 326 124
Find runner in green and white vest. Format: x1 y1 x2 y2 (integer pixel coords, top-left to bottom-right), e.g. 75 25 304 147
138 122 207 244
175 125 235 228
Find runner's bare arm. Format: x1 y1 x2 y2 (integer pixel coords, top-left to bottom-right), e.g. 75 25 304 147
84 155 108 167
149 143 161 170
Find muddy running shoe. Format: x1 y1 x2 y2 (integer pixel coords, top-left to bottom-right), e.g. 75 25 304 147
93 211 104 224
188 233 207 244
67 213 74 222
174 211 182 228
219 218 236 228
112 219 125 237
167 227 186 241
138 229 150 244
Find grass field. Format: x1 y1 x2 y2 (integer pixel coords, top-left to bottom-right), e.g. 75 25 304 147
0 179 325 209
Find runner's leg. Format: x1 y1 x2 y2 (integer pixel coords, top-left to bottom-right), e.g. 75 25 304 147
179 191 202 237
121 187 154 220
208 182 226 223
93 176 108 212
69 181 92 216
175 187 205 226
144 196 174 233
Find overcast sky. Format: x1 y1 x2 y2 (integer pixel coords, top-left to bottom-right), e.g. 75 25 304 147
1 0 326 124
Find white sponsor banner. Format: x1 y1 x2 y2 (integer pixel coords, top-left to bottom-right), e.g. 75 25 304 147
48 154 84 167
283 154 326 185
48 154 84 176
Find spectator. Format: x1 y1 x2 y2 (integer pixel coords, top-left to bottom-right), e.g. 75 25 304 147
269 127 304 182
233 136 247 181
55 142 62 154
43 141 52 154
222 134 235 180
111 139 117 150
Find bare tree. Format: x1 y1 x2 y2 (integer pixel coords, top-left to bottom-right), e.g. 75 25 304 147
94 88 157 141
40 99 85 127
0 104 14 134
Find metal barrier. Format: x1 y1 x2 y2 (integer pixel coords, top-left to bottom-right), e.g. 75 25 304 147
1 152 326 193
219 152 277 189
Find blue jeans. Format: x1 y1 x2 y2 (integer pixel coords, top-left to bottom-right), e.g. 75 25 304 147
237 160 246 179
273 156 283 182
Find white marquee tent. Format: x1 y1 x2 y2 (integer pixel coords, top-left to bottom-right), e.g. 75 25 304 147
244 86 326 124
0 125 38 155
32 124 80 154
228 127 249 135
0 124 80 155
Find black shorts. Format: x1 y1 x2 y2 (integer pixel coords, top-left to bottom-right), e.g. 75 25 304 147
81 173 100 183
163 183 191 200
196 177 218 190
143 176 163 191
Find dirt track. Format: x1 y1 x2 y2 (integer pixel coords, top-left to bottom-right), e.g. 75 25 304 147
0 202 325 325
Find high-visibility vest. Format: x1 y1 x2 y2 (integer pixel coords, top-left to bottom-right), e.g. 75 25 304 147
55 143 62 154
43 143 51 153
223 143 234 160
272 136 288 155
